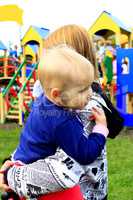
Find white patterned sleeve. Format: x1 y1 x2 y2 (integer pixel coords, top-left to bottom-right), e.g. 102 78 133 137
7 153 80 198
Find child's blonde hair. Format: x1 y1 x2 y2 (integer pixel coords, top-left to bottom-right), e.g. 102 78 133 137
38 45 94 96
44 24 98 79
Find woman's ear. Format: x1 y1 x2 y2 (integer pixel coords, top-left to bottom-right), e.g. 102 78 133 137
51 88 61 99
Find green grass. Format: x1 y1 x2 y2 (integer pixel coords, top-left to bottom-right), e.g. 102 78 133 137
0 127 133 199
0 126 20 163
107 135 133 200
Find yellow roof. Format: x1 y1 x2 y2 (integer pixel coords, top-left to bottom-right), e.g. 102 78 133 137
89 11 131 36
21 26 42 46
21 26 49 46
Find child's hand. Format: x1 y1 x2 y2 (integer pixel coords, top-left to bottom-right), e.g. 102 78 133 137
91 107 107 127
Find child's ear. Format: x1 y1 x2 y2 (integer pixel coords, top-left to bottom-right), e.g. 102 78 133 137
51 88 61 98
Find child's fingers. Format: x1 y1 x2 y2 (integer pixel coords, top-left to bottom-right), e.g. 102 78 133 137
89 115 95 120
92 107 103 116
91 107 105 121
91 107 107 126
91 110 99 119
92 107 103 114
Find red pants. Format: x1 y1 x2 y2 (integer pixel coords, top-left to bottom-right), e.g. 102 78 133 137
38 185 83 200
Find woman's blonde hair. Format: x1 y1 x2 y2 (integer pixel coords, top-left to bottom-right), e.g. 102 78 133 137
44 24 98 79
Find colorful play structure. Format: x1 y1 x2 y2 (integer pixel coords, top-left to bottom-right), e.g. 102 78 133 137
0 4 50 125
117 48 133 126
89 11 133 126
0 6 133 126
22 25 50 63
89 11 132 47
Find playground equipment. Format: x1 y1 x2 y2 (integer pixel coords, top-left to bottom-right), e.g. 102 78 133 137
0 4 47 125
0 42 21 93
21 25 50 63
88 11 132 47
0 56 20 79
117 48 133 126
88 11 132 100
88 11 133 126
0 60 38 125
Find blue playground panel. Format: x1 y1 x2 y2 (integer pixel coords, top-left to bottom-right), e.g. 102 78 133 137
117 48 133 126
26 63 33 77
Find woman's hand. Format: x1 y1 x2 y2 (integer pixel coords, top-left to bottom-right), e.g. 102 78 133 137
0 160 13 192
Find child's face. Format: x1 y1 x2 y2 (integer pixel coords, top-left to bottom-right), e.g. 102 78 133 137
60 83 92 109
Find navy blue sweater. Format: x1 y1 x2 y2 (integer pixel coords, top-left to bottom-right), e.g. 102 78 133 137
13 95 106 165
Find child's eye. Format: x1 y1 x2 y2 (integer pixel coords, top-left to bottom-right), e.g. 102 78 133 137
80 88 87 93
80 86 91 93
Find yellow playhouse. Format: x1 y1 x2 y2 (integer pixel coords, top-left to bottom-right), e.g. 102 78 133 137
88 11 132 47
21 26 50 63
